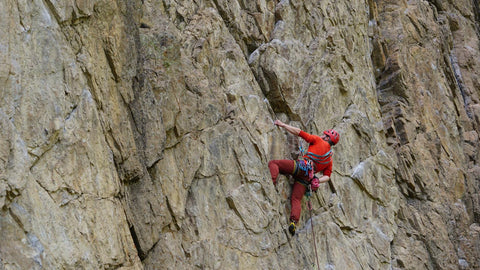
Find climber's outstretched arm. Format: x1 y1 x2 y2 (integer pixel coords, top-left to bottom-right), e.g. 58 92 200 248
318 175 330 183
274 120 301 136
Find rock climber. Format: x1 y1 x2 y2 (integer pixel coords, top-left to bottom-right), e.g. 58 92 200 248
268 120 339 236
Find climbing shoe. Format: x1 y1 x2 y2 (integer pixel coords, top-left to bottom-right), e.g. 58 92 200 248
288 222 296 236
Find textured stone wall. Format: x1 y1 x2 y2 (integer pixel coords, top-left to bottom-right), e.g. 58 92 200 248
0 0 479 269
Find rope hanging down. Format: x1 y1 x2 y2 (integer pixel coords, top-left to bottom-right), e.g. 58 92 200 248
306 185 321 270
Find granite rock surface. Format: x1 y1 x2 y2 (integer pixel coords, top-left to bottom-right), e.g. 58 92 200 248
1 0 479 269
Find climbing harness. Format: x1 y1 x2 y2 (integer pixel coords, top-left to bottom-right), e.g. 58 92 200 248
292 159 314 179
306 185 321 270
293 159 323 193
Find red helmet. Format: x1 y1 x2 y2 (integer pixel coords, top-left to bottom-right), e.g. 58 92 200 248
323 129 340 145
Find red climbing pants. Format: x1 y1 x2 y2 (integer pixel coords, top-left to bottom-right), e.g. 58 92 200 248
268 160 309 223
290 181 307 223
268 159 295 185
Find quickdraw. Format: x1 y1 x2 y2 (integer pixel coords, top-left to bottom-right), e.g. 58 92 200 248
292 159 314 180
293 159 321 193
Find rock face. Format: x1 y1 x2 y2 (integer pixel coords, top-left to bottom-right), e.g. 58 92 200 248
1 0 479 269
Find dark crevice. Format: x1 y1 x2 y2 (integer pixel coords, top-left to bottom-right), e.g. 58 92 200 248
82 70 103 110
129 225 145 260
103 48 120 82
246 42 259 56
164 197 180 231
259 68 302 121
449 54 474 120
42 0 62 25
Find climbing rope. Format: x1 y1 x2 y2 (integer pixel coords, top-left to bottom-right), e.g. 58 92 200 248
306 185 321 270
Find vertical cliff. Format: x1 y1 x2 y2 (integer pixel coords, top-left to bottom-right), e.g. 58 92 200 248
0 0 479 269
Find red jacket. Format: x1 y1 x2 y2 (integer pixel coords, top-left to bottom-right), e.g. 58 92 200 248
299 130 333 177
